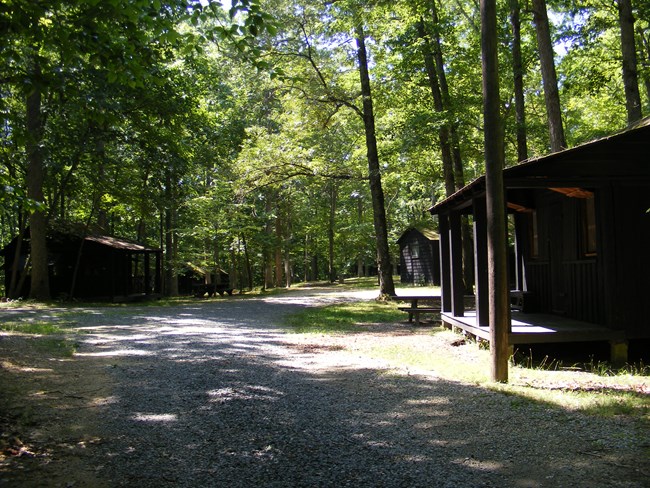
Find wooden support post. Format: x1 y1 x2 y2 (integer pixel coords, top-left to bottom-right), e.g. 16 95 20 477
449 210 465 317
438 214 452 313
473 197 489 326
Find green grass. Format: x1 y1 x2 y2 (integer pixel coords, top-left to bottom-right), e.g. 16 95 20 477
0 320 79 357
0 320 71 335
284 300 404 333
284 300 649 419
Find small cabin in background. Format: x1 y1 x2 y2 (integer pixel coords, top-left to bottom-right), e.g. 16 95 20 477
429 117 650 363
397 227 441 286
0 225 162 301
178 263 233 297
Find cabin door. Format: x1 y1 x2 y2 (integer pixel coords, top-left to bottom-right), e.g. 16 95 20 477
549 201 567 314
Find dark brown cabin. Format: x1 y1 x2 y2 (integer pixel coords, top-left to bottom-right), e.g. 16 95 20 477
397 227 441 286
1 226 162 301
429 117 650 363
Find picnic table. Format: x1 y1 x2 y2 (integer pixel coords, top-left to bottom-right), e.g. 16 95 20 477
391 294 441 326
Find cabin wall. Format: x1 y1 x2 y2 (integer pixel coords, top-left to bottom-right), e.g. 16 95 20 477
399 231 440 285
604 184 650 337
522 189 604 324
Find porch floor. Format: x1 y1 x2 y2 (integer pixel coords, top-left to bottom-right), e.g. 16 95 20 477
441 310 626 345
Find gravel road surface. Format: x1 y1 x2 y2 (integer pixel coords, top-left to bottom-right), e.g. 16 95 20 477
1 288 648 487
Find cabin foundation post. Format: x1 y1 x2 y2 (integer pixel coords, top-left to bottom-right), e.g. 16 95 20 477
609 339 628 367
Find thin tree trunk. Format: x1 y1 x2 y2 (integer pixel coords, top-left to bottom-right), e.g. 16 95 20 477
25 62 50 300
641 30 650 111
355 23 396 298
164 169 179 296
510 0 528 161
617 0 643 124
241 233 253 291
275 218 283 288
481 0 510 382
328 182 337 283
532 0 566 152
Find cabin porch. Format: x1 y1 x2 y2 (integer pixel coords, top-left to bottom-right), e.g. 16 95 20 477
440 310 628 364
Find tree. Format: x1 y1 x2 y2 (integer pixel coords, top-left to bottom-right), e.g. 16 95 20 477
532 0 567 152
510 0 529 161
617 0 643 123
481 0 510 382
354 22 396 297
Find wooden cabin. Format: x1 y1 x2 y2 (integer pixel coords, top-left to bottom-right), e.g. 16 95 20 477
397 227 441 286
1 226 162 301
429 118 650 363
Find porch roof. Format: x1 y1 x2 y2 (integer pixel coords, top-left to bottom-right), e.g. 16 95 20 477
429 116 650 214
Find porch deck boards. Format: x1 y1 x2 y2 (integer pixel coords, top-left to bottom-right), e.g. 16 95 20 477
441 310 625 344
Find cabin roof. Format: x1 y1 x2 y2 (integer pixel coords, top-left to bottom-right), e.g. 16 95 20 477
429 116 650 214
0 225 160 256
84 234 159 252
397 227 439 244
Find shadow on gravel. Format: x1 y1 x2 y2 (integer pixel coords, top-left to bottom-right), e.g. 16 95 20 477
2 296 648 488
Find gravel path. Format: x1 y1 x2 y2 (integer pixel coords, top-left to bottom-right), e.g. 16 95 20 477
2 288 648 487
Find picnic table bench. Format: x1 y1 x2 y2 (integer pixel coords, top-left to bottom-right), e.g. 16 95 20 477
193 283 234 298
391 295 441 326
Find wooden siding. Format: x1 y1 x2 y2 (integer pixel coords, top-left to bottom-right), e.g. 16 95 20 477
398 229 441 285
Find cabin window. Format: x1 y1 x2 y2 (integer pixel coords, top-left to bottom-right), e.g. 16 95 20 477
583 195 597 256
410 241 420 259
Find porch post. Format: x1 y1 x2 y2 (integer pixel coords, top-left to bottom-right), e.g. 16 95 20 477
144 252 151 295
449 210 465 317
473 197 489 326
438 214 452 313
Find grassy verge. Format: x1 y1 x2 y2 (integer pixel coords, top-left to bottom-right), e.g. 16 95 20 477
0 320 78 357
284 300 404 333
284 300 649 419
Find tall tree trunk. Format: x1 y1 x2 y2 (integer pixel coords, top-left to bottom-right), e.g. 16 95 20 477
328 182 337 283
481 0 510 382
25 62 50 300
510 0 528 161
164 169 179 296
421 7 474 294
264 194 274 289
417 20 455 196
355 24 396 298
532 0 566 152
617 0 643 124
428 0 465 189
641 29 650 111
304 234 310 282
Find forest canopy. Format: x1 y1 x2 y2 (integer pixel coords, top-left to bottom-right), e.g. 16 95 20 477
1 0 648 299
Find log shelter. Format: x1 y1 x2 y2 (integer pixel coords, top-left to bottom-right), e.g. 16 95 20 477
429 117 650 363
1 226 162 301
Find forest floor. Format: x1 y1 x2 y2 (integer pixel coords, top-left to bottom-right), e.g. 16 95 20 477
0 286 648 487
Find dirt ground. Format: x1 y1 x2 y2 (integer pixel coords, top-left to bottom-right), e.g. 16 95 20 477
0 333 114 487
